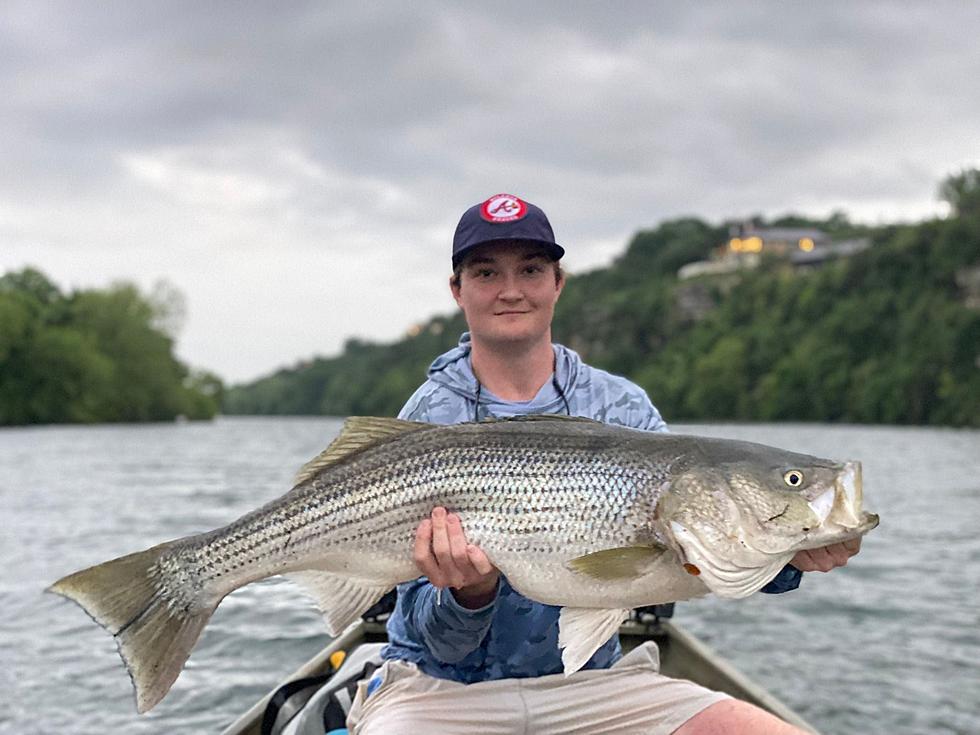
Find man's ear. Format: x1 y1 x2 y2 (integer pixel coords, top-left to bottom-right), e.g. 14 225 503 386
450 274 463 306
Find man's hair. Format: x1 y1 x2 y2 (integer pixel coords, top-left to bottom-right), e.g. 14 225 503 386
451 251 563 289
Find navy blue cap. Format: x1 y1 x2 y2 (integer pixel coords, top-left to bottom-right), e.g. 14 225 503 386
452 193 564 268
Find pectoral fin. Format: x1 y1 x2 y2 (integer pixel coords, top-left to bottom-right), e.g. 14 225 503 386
566 545 668 580
558 606 631 674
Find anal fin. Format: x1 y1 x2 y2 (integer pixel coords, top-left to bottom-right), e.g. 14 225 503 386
287 571 392 636
558 606 630 674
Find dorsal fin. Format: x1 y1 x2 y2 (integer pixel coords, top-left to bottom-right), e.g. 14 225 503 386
293 416 434 486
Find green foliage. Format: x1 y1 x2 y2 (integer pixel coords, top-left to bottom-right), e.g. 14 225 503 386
940 168 980 218
614 218 727 280
0 270 222 425
225 172 980 427
223 316 464 417
632 203 980 426
182 370 225 420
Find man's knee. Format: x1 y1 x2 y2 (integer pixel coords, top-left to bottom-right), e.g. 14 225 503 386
673 698 809 735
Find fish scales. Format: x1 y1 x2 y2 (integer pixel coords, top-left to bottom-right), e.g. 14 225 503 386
48 415 878 713
148 422 664 622
193 424 654 590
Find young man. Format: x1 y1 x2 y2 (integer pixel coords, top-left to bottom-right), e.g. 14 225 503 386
347 194 861 734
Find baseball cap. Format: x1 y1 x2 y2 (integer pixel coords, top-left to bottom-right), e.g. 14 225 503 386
452 193 564 268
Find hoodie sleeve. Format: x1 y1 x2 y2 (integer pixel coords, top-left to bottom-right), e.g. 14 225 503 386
633 392 668 433
393 577 499 664
391 384 500 661
760 565 803 594
588 370 669 433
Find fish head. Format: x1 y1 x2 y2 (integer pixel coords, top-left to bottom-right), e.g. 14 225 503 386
659 438 879 598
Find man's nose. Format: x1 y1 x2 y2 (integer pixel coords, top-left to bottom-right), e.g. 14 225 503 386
498 274 523 300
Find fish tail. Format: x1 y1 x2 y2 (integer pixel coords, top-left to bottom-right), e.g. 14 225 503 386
47 541 216 713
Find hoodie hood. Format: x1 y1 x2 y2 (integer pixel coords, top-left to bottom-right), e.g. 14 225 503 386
427 332 583 414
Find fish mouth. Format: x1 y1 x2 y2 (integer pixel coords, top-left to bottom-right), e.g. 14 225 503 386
802 461 879 548
807 461 860 525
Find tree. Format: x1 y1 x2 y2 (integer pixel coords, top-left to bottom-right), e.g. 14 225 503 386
614 218 724 279
69 284 186 421
0 268 221 425
0 267 62 306
686 335 750 419
939 168 980 218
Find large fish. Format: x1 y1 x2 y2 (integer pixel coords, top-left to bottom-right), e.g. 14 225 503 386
50 416 878 713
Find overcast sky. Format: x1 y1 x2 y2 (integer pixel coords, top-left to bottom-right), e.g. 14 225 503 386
2 2 978 383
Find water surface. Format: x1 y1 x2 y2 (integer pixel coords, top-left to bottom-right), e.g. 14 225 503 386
1 417 977 734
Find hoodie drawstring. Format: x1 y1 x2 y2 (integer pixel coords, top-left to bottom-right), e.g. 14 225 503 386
473 375 571 422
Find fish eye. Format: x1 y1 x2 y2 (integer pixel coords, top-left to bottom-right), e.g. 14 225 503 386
783 470 805 487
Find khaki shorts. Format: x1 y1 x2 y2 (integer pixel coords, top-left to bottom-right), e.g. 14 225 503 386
347 642 729 735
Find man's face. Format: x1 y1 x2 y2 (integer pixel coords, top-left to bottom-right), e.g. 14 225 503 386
451 241 564 348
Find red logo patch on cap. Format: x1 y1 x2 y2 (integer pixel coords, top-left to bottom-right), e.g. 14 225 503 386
480 193 527 223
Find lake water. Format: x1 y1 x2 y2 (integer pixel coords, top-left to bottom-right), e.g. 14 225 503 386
1 417 977 734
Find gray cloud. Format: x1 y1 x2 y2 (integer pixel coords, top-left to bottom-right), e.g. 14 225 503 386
1 1 978 381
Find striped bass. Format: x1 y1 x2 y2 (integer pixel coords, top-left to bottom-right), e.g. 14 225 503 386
49 415 878 713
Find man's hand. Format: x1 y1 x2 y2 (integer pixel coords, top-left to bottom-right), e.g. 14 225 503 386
413 506 500 609
790 537 862 572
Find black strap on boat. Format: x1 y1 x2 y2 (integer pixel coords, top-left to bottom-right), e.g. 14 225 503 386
260 597 394 735
261 671 334 735
260 658 383 735
321 660 382 731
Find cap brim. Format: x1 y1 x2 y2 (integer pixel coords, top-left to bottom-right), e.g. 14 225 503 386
452 238 564 268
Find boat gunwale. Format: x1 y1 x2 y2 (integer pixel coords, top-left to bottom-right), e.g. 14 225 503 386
220 619 819 735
